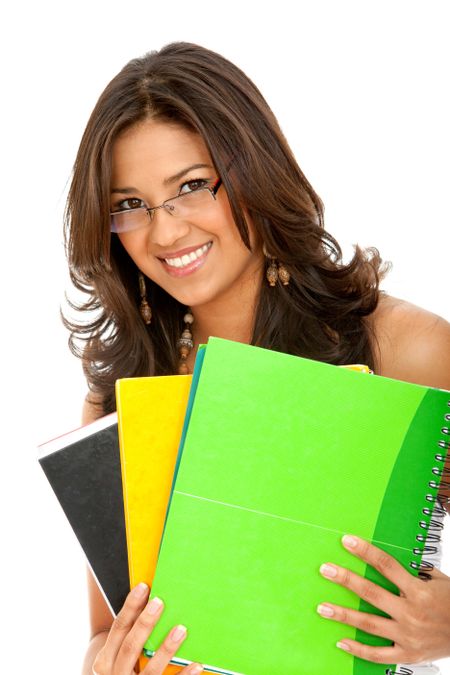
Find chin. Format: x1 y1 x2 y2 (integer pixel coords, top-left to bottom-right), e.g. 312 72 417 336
172 292 215 308
165 283 220 309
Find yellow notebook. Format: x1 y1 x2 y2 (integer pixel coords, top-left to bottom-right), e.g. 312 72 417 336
116 375 192 589
116 375 192 674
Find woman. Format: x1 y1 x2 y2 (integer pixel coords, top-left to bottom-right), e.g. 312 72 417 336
64 42 450 675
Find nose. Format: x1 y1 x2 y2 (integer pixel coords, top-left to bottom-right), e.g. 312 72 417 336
149 205 191 248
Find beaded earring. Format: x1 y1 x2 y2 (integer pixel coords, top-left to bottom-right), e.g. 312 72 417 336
138 272 152 324
263 246 290 286
177 311 194 374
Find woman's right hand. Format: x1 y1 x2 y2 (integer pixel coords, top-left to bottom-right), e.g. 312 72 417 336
92 583 202 675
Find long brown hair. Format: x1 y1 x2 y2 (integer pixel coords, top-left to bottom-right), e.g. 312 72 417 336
64 42 388 414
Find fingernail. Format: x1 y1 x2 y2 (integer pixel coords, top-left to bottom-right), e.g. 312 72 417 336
131 582 149 598
171 624 187 642
147 596 163 615
337 641 351 651
320 563 338 578
317 603 335 617
190 666 203 674
342 535 358 549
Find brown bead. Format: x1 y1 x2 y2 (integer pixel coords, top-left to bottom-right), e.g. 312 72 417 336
138 273 147 297
139 299 152 324
266 261 278 287
179 345 190 358
178 361 189 375
278 264 290 286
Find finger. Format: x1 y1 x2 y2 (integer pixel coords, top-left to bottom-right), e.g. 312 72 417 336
319 562 401 618
114 596 166 672
425 565 448 581
178 665 204 675
101 583 150 665
336 638 403 665
341 535 417 594
143 625 202 675
317 602 399 642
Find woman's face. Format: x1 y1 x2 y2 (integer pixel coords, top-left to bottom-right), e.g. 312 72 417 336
110 119 263 309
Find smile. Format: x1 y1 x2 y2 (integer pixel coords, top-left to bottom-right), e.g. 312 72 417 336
159 241 213 277
164 242 212 268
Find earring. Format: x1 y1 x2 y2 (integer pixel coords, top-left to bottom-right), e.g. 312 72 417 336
277 262 290 286
177 311 194 375
266 258 279 287
138 272 152 324
263 245 290 287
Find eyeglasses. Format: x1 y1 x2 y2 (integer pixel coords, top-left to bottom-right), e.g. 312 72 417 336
110 177 222 233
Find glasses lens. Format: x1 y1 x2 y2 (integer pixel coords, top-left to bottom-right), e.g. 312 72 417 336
110 208 149 233
166 188 215 218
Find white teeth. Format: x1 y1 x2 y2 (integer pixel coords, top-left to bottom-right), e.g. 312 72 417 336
164 243 211 268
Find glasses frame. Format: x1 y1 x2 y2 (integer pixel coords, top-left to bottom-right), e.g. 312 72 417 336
110 176 222 233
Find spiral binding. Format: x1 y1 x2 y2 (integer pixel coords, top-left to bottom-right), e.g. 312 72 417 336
385 667 413 674
409 399 450 580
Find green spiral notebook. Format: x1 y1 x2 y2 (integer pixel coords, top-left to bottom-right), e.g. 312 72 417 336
145 338 449 675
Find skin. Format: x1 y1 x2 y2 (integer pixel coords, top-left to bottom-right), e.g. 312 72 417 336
81 119 450 673
111 120 263 353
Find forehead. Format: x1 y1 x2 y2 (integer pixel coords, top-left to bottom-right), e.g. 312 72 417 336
111 120 212 184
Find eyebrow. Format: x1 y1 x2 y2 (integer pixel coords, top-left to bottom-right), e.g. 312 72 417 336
111 163 214 194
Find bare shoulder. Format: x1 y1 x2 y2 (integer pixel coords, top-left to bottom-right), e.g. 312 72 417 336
369 294 450 390
81 391 105 425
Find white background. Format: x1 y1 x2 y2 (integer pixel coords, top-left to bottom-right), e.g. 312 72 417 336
1 1 449 673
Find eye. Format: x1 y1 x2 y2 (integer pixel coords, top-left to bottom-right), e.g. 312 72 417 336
115 197 145 211
178 179 208 195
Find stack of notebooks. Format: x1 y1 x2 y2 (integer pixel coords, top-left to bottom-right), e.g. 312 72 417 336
38 338 450 675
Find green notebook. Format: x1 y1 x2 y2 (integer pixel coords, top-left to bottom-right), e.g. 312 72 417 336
144 338 449 675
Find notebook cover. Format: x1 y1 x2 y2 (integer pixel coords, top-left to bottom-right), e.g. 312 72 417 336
145 337 449 675
116 376 192 674
38 414 129 616
116 375 192 590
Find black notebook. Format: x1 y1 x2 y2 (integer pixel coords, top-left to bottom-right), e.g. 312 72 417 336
38 414 128 615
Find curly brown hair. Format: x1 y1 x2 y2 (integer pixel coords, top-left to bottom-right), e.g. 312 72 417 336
64 42 389 415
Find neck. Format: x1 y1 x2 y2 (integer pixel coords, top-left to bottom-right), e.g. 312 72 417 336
187 274 262 369
193 301 255 346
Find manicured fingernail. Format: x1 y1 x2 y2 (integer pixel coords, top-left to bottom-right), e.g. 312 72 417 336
171 624 187 642
147 596 163 615
190 666 203 674
337 641 351 651
320 563 338 578
317 603 335 617
342 535 358 548
131 582 149 598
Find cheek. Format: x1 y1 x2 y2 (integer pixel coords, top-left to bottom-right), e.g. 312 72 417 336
117 231 149 263
222 199 260 253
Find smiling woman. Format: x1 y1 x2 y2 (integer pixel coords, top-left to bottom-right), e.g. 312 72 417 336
110 121 262 325
62 42 450 675
64 42 389 417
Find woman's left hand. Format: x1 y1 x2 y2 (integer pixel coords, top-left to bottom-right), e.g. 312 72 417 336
318 534 450 664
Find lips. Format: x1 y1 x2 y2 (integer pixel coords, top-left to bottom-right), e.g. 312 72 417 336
158 241 213 277
163 242 212 268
